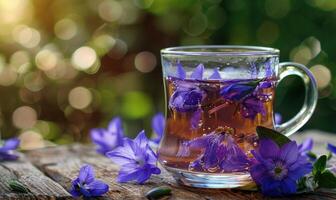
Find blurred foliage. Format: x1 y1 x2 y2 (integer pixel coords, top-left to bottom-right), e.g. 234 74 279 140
0 0 335 148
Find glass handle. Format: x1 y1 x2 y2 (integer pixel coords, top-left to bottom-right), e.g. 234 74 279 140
275 62 318 137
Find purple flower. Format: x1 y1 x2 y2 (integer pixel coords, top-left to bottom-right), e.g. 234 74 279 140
190 64 204 80
177 62 186 79
190 109 202 130
90 117 124 155
169 83 205 112
327 143 336 154
298 138 313 156
274 113 282 125
209 68 221 80
151 113 165 144
69 165 109 197
106 130 161 184
250 139 312 197
0 138 20 161
220 83 255 101
187 132 249 172
240 96 266 119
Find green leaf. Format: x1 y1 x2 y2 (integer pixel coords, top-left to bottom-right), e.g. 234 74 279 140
307 151 317 160
145 186 171 200
8 180 30 194
256 126 291 147
327 151 333 160
318 170 336 189
313 155 327 176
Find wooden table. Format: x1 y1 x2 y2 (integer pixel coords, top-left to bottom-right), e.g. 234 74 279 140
1 131 336 200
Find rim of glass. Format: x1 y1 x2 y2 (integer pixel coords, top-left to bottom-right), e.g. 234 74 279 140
161 45 280 56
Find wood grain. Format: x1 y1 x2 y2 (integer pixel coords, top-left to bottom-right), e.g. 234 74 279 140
24 144 336 200
0 155 71 200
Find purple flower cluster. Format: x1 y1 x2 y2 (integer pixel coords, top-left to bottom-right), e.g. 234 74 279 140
0 138 20 161
220 80 272 119
250 139 312 196
107 130 161 184
185 131 249 172
70 165 109 197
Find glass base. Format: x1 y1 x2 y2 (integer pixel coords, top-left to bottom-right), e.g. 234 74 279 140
165 166 253 188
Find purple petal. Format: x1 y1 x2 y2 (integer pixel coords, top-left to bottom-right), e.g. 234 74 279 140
0 152 19 161
327 143 336 154
69 178 82 197
190 109 202 130
298 138 313 154
190 64 204 80
134 130 149 150
209 68 221 79
151 113 165 144
107 117 124 138
260 178 282 197
177 62 186 79
1 138 20 151
78 165 95 184
258 139 280 159
250 163 267 184
106 139 136 166
280 141 299 165
86 180 109 197
274 113 282 125
259 81 272 89
280 178 297 195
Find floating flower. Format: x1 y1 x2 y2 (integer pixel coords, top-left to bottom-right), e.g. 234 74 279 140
0 138 20 161
90 117 124 155
240 95 266 119
250 139 312 197
169 84 205 112
69 165 109 198
220 83 255 101
151 113 165 144
107 130 161 184
209 68 221 80
187 131 249 172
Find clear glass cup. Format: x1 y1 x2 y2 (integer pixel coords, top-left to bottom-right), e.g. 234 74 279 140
158 46 318 188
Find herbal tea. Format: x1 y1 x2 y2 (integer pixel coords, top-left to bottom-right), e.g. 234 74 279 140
158 76 276 174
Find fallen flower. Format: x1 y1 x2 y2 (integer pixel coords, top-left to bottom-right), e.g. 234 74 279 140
250 139 312 197
107 130 161 184
0 138 20 161
69 165 109 197
90 117 124 155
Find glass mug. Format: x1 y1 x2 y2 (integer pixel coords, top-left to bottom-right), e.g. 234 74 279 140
158 46 318 188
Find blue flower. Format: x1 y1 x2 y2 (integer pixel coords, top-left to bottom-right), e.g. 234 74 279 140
107 130 161 184
0 138 20 161
250 139 312 197
327 143 336 154
190 64 204 80
90 117 124 155
187 131 249 172
151 113 165 144
209 68 221 80
69 165 109 197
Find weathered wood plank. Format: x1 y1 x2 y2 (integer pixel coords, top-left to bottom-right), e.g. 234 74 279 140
25 144 336 200
0 155 71 200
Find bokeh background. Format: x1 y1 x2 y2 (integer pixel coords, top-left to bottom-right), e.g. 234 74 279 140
0 0 334 149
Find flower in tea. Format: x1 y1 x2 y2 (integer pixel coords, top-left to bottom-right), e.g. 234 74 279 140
0 138 20 161
106 130 161 184
209 68 221 79
250 139 312 197
187 131 249 172
169 84 205 112
151 113 165 144
69 165 109 197
220 83 255 101
190 64 204 80
190 109 202 130
90 117 124 155
240 95 266 119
